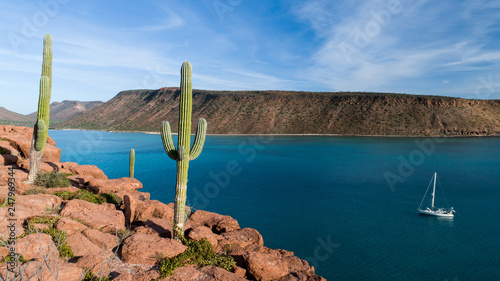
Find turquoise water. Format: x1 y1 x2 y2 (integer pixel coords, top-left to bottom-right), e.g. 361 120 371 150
49 130 500 280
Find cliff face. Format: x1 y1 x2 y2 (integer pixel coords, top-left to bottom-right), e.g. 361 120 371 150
55 88 500 136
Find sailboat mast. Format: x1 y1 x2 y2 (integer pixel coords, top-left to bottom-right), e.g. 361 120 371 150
431 172 436 209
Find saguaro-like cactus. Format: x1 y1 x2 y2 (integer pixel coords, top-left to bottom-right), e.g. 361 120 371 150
129 148 135 178
27 35 52 183
161 62 207 241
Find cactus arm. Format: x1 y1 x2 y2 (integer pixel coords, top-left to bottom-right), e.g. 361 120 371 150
35 119 46 151
189 118 207 160
129 148 135 178
161 121 178 160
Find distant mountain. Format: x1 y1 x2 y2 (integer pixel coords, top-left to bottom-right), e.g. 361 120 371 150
54 88 500 136
28 100 104 123
0 106 34 126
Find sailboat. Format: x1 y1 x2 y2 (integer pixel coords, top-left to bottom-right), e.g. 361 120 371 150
418 172 455 217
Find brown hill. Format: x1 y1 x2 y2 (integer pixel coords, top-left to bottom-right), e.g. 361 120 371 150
54 88 500 136
28 100 104 122
0 106 34 126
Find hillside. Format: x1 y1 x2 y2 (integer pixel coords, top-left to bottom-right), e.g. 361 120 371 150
27 100 104 122
0 106 34 126
55 88 500 136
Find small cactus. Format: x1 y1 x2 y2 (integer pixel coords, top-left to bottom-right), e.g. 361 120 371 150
129 148 135 178
161 62 207 241
27 35 52 183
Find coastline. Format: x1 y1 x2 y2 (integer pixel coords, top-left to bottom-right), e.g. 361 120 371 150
53 129 500 138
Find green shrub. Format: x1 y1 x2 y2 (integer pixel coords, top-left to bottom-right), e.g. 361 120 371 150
115 229 134 244
34 172 71 188
82 269 110 281
21 216 75 258
24 186 47 195
53 190 105 204
102 193 122 207
160 238 236 277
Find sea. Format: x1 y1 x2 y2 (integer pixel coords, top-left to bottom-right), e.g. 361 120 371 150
49 130 500 281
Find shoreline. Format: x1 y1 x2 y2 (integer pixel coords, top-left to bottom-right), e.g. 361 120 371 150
52 129 500 138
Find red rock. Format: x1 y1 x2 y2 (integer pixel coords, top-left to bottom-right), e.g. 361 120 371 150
188 210 240 234
60 199 125 231
0 247 8 262
113 271 133 281
67 174 95 186
244 250 289 281
17 258 84 281
167 266 206 280
82 228 118 251
0 165 29 185
142 217 173 238
54 217 88 235
121 234 187 265
200 265 247 281
69 165 107 180
16 233 58 261
233 265 247 278
134 200 177 222
14 194 62 221
66 232 108 257
75 253 112 276
0 140 20 156
187 226 219 248
123 194 136 226
88 177 142 194
217 228 264 252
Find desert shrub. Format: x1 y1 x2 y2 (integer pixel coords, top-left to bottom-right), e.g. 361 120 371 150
23 186 47 195
116 229 134 244
82 269 110 281
101 193 122 207
159 238 236 277
34 172 71 188
53 190 105 204
22 216 75 258
0 197 15 208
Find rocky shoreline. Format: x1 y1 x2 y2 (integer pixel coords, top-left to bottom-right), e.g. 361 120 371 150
0 125 325 280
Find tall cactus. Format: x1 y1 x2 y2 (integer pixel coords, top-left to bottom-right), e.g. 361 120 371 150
161 62 207 241
129 148 135 178
27 35 52 183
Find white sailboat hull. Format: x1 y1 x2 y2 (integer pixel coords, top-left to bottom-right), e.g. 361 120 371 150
418 208 454 217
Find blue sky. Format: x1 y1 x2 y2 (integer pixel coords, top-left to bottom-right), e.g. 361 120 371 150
1 0 500 114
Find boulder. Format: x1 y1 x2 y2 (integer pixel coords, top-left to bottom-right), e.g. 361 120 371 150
141 218 173 238
113 271 133 281
12 194 62 221
217 228 264 252
17 258 84 281
69 165 107 180
0 165 28 186
0 140 19 156
75 253 112 276
134 200 177 222
16 233 58 261
123 194 136 226
0 247 8 262
66 232 108 257
200 265 247 281
88 177 142 194
244 249 289 281
167 266 206 281
187 226 219 248
60 199 125 231
188 210 240 234
82 229 118 251
54 217 88 236
121 234 187 265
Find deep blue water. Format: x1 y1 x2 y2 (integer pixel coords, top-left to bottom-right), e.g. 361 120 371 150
49 130 500 280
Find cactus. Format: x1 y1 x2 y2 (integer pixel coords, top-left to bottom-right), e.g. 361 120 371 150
27 35 52 183
129 148 135 178
161 62 207 241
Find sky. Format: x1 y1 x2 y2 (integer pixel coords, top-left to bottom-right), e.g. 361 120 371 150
1 0 500 114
